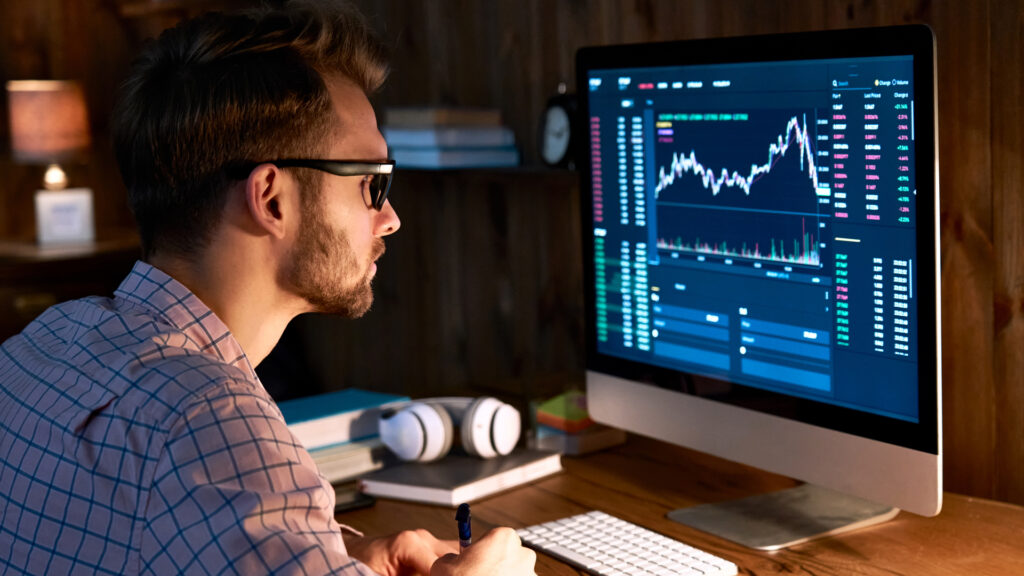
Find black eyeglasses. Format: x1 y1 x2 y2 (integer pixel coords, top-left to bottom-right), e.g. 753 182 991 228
228 159 395 210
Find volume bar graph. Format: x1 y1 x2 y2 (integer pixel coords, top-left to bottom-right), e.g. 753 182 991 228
657 218 819 266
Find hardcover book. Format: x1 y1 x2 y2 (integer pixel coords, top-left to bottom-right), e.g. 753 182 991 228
309 438 393 484
533 424 627 456
278 388 409 451
388 146 520 169
384 106 502 126
358 449 562 507
383 126 516 148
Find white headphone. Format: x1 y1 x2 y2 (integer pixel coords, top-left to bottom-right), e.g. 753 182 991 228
378 397 522 462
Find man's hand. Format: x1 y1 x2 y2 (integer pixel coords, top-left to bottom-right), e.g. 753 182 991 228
345 528 459 576
430 527 536 576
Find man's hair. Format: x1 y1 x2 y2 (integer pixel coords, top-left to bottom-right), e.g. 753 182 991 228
112 2 389 259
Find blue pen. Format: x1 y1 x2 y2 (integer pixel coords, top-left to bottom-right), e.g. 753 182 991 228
456 503 472 551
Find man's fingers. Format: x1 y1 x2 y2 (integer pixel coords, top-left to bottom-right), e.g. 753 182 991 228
429 527 537 576
430 552 458 575
432 538 460 556
395 529 448 575
484 526 525 549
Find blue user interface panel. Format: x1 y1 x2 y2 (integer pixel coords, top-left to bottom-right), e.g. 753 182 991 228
586 56 920 423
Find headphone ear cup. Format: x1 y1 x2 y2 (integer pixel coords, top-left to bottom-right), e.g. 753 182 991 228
379 403 454 462
490 402 521 456
461 397 521 458
424 404 455 462
379 407 424 461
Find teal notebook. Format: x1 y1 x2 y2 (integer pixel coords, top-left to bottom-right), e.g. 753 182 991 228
278 388 409 450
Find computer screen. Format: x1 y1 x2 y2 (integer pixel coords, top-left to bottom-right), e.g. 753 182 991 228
577 25 940 545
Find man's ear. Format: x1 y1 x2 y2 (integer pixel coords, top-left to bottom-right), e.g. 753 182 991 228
243 163 290 239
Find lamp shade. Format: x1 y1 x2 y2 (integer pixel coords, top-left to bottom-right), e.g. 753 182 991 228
6 80 91 163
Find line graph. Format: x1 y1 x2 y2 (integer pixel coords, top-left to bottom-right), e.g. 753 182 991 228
654 114 821 198
651 109 827 269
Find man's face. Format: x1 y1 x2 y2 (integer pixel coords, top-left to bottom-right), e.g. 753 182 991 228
283 76 400 317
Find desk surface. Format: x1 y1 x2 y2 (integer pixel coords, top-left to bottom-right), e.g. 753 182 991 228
338 434 1024 575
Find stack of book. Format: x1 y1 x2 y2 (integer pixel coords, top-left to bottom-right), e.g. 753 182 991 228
383 107 520 169
532 390 626 456
277 388 409 484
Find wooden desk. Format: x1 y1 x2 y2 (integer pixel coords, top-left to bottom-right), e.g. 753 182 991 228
338 435 1024 575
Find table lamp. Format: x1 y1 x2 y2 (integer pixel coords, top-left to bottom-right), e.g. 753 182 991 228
6 80 95 244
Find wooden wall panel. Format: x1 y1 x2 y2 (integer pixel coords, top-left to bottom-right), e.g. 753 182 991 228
931 0 998 499
991 0 1024 504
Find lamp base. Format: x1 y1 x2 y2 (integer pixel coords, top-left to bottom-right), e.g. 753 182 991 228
34 188 95 245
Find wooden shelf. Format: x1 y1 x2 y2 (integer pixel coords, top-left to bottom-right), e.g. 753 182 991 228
0 228 140 263
0 228 141 340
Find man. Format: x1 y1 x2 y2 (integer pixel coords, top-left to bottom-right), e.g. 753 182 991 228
0 3 536 575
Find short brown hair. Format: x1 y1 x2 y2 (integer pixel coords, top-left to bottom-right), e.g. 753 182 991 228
112 2 389 259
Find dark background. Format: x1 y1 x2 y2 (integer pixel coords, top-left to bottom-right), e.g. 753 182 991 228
0 0 1020 507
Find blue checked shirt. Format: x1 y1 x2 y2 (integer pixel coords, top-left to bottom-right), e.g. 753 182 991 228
0 261 377 575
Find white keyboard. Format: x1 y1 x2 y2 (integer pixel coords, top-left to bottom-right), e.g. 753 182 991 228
516 510 738 576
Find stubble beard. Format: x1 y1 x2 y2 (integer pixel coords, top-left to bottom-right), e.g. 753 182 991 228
285 197 384 318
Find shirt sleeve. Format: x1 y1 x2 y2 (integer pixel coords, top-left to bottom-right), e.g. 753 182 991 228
139 382 379 575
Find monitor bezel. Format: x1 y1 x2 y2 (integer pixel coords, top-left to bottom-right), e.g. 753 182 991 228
575 25 939 456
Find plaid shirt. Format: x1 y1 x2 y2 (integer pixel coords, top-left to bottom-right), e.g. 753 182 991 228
0 261 375 575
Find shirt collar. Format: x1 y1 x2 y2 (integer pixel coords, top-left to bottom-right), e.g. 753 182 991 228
114 260 258 381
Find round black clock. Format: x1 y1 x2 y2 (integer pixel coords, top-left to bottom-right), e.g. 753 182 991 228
539 86 577 168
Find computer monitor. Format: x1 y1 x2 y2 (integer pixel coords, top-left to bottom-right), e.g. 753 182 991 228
577 25 940 549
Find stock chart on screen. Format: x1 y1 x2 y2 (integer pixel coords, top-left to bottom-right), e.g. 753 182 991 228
586 55 920 421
